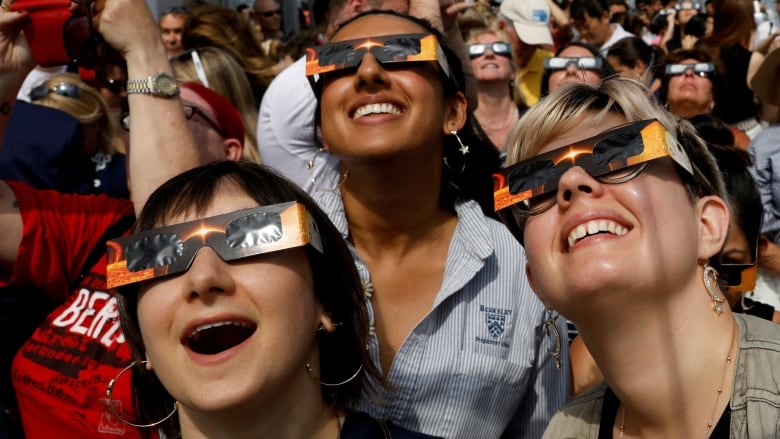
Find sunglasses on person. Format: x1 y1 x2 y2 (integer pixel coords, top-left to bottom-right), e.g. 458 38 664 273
305 33 452 82
174 49 210 87
665 62 715 76
493 119 694 214
544 57 603 71
107 202 323 289
62 1 104 66
257 8 281 17
29 83 80 101
121 104 224 135
468 42 512 58
720 237 759 293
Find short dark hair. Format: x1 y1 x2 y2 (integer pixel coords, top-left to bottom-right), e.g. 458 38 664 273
570 0 610 21
116 161 382 438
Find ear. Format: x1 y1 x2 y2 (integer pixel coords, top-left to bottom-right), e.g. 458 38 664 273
223 138 244 162
442 91 468 134
318 312 338 334
696 195 730 260
144 354 154 371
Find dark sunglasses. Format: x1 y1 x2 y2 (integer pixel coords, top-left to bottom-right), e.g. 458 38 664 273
720 236 759 293
122 105 224 135
305 33 452 82
107 202 323 289
62 1 103 66
257 8 281 17
468 42 512 58
665 62 715 76
544 56 603 71
29 83 80 101
493 119 694 215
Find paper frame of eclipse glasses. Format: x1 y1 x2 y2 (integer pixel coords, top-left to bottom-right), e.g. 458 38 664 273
543 57 603 71
720 240 759 293
305 33 451 82
468 42 512 58
665 62 715 76
493 119 694 213
106 202 323 289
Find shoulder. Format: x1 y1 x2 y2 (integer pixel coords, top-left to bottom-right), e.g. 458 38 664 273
453 199 525 261
543 382 607 438
733 314 780 391
260 56 310 111
342 412 442 439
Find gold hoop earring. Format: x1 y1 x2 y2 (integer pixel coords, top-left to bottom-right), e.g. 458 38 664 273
703 264 726 316
307 148 348 192
305 363 363 387
106 360 179 428
443 130 469 174
543 308 562 370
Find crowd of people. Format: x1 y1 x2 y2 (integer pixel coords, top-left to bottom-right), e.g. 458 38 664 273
0 0 779 437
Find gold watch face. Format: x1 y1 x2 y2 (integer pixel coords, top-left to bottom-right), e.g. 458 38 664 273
155 74 179 96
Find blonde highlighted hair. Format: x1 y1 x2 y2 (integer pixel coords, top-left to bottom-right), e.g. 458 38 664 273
31 72 117 155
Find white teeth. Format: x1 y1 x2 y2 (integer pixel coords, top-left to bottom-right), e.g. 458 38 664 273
352 103 402 119
567 219 628 249
189 321 252 338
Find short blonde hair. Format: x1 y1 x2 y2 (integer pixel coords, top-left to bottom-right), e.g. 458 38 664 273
31 72 116 155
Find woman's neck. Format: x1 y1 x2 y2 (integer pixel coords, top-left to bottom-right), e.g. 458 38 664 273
177 379 340 439
339 156 455 259
576 290 738 438
474 84 519 149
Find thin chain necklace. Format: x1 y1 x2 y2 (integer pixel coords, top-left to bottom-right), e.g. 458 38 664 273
618 321 738 438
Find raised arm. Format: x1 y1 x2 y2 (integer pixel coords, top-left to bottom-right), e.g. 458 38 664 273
96 0 198 213
409 0 478 109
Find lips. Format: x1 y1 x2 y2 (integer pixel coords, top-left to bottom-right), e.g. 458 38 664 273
183 320 257 355
567 219 628 250
351 102 403 119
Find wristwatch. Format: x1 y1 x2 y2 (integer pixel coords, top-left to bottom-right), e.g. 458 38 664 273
126 72 180 97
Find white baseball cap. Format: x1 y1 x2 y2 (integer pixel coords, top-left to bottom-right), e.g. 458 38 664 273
499 0 554 46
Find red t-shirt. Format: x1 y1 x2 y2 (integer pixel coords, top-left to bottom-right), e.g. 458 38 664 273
2 181 147 439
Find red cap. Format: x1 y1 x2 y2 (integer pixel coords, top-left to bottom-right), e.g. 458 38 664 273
179 81 245 146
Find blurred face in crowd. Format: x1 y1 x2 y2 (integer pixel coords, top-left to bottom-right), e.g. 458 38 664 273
572 11 611 48
665 57 714 118
160 12 187 56
548 45 604 92
253 0 282 35
469 33 514 85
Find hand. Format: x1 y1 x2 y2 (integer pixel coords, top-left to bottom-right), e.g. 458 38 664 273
93 0 162 59
0 6 34 81
681 34 698 49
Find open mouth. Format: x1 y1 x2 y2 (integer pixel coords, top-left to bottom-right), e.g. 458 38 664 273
351 102 403 119
183 321 257 355
567 219 628 250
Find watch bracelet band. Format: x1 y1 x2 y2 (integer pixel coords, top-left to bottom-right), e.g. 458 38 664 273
126 77 154 95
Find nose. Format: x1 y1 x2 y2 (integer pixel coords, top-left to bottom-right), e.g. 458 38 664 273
354 53 390 90
564 61 580 75
556 166 604 208
184 247 235 301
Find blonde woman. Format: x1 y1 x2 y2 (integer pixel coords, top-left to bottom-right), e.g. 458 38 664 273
31 72 118 158
5 72 128 197
496 78 780 437
466 26 523 152
171 47 262 163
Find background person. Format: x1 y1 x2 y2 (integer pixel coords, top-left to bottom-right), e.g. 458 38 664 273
159 6 191 57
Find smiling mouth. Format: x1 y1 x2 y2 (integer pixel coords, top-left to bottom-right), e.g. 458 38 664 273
567 219 628 250
184 321 257 355
352 103 403 119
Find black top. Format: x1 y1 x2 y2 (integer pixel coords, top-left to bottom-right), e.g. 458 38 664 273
598 386 730 438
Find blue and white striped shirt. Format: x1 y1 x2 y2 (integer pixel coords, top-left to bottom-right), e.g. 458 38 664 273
315 190 569 439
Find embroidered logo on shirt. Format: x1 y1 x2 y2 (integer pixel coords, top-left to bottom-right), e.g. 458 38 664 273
476 305 512 346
